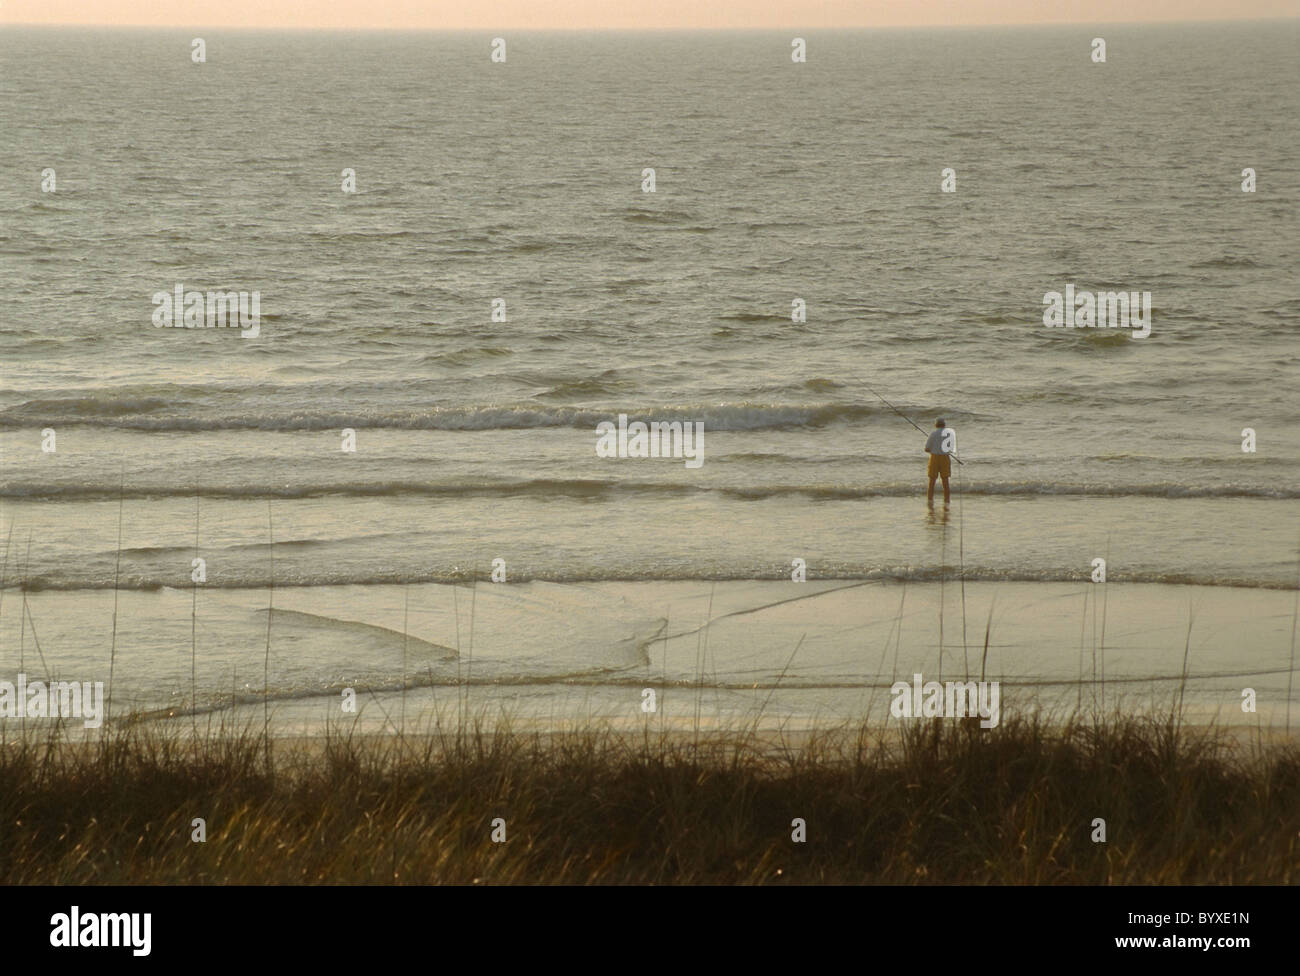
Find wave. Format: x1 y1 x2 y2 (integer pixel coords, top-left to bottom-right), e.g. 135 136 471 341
1079 331 1133 348
802 377 843 391
129 658 1300 723
129 661 685 722
533 375 635 398
7 567 1295 592
1 396 176 418
718 312 780 323
416 346 513 366
260 607 458 659
0 400 888 432
115 531 415 557
0 477 649 501
621 209 696 225
5 478 1297 502
1190 256 1264 270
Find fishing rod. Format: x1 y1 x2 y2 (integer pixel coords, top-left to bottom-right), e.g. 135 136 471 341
866 387 965 465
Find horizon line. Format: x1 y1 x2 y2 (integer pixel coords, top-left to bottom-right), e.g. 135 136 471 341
3 17 1298 32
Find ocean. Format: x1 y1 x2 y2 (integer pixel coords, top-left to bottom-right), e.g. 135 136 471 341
1 23 1297 733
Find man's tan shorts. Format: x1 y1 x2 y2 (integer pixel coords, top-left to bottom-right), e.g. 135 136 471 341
927 453 951 479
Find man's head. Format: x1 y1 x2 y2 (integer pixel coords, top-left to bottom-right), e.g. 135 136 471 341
935 418 945 428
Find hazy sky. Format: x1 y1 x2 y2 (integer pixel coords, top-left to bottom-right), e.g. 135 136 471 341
3 1 1296 30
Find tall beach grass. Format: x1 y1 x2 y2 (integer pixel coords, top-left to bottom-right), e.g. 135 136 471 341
0 704 1295 884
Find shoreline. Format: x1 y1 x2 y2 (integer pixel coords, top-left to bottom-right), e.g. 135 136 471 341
3 579 1295 736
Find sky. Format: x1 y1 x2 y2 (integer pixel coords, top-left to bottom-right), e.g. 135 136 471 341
2 1 1296 30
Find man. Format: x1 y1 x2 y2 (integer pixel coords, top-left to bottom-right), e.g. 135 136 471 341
924 418 954 506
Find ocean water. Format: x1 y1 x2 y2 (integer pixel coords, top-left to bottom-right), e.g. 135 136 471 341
0 25 1297 731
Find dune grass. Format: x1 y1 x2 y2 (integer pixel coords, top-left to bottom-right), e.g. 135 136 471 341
0 706 1296 884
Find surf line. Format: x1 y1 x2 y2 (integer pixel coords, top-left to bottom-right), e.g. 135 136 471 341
865 387 964 465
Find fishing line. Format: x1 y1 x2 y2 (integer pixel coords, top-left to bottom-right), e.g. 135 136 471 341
865 387 965 465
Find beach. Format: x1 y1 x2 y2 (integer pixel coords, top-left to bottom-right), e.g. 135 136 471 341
1 24 1297 748
3 579 1293 737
